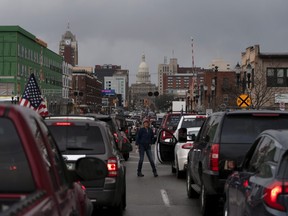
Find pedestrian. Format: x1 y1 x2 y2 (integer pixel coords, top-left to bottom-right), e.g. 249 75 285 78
136 119 158 177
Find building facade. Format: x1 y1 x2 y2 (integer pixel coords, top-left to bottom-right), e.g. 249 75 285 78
0 26 63 110
71 67 102 113
240 45 288 110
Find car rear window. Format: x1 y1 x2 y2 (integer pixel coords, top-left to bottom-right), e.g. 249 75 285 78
165 115 181 127
221 115 288 144
0 118 35 193
181 118 206 128
48 125 106 154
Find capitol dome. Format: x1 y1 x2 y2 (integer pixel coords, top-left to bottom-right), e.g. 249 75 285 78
136 54 151 84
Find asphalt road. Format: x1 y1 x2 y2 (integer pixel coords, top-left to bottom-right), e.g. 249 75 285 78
93 143 204 216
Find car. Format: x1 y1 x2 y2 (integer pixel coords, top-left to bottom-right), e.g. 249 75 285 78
0 105 103 216
172 115 206 178
44 115 127 215
86 113 133 161
225 129 288 216
158 112 195 141
156 110 288 216
125 118 139 142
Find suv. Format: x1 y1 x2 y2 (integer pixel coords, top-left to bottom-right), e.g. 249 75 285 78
172 115 206 178
86 114 132 161
159 112 194 141
44 116 126 215
157 110 288 216
125 118 139 142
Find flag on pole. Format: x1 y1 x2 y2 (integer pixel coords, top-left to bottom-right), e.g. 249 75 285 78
19 73 49 117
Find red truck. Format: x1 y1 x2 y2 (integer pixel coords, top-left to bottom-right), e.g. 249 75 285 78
0 104 106 216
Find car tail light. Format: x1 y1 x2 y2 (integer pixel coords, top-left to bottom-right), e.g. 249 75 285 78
53 122 74 126
263 181 288 211
107 157 118 177
209 144 219 171
113 132 119 143
125 129 128 134
182 142 193 149
123 137 128 143
161 130 173 139
77 181 86 191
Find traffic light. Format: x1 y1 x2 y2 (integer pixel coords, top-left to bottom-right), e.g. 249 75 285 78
148 92 153 96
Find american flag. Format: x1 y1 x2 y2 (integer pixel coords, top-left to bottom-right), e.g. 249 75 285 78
19 73 49 117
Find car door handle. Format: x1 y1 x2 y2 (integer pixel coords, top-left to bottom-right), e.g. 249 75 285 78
193 149 201 152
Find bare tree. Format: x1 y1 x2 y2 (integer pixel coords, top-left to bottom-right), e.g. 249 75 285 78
250 64 281 110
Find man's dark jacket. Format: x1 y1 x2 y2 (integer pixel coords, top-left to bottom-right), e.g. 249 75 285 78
136 127 154 149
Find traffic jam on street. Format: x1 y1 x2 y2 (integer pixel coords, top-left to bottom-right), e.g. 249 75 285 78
1 2 288 215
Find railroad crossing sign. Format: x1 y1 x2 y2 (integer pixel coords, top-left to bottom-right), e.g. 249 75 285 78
237 94 251 108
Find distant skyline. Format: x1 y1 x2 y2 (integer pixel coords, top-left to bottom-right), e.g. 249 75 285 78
1 0 288 84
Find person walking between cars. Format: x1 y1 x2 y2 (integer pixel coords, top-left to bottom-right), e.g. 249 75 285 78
136 119 158 177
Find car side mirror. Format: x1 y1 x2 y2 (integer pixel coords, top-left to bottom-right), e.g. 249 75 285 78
74 157 108 181
178 128 187 142
190 134 196 141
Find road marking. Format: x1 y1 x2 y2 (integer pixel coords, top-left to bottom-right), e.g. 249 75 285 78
160 189 170 207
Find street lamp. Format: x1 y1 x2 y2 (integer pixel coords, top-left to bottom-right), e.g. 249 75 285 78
235 62 252 93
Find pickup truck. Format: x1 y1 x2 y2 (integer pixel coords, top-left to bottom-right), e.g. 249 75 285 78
0 104 107 216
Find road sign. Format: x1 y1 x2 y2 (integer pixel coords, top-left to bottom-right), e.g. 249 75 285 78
237 94 251 108
280 102 285 111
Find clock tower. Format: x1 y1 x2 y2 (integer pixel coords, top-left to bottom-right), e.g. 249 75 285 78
59 23 78 66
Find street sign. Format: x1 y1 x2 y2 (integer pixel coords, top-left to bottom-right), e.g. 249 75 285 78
280 102 285 111
237 94 251 108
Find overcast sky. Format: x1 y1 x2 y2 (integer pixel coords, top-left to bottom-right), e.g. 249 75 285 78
1 0 288 85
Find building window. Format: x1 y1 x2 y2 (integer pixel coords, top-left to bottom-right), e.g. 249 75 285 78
267 68 288 87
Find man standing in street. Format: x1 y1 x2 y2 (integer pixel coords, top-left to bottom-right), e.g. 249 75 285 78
136 119 158 177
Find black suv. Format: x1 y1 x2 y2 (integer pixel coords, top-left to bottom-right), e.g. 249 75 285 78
157 110 288 216
44 116 126 215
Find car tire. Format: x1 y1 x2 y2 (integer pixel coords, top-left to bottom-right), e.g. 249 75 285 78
186 168 199 198
112 185 126 216
171 163 176 174
200 183 215 216
175 157 185 179
123 153 129 161
224 201 229 216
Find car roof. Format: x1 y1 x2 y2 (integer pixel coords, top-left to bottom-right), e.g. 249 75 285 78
213 110 288 116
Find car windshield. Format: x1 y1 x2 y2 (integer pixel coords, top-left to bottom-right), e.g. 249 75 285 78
48 125 105 154
221 115 288 144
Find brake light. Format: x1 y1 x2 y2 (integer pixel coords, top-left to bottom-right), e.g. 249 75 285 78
125 129 128 134
53 122 74 126
77 181 86 191
264 181 287 211
123 137 128 143
243 180 249 188
196 115 206 119
209 144 219 171
114 132 119 143
107 157 118 177
182 143 193 149
161 131 173 139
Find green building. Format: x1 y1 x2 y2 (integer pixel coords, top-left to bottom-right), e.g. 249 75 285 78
0 25 63 104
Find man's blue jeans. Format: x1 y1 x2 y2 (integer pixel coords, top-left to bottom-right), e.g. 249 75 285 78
137 144 157 174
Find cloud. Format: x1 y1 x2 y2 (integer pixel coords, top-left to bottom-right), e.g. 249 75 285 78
0 0 287 84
